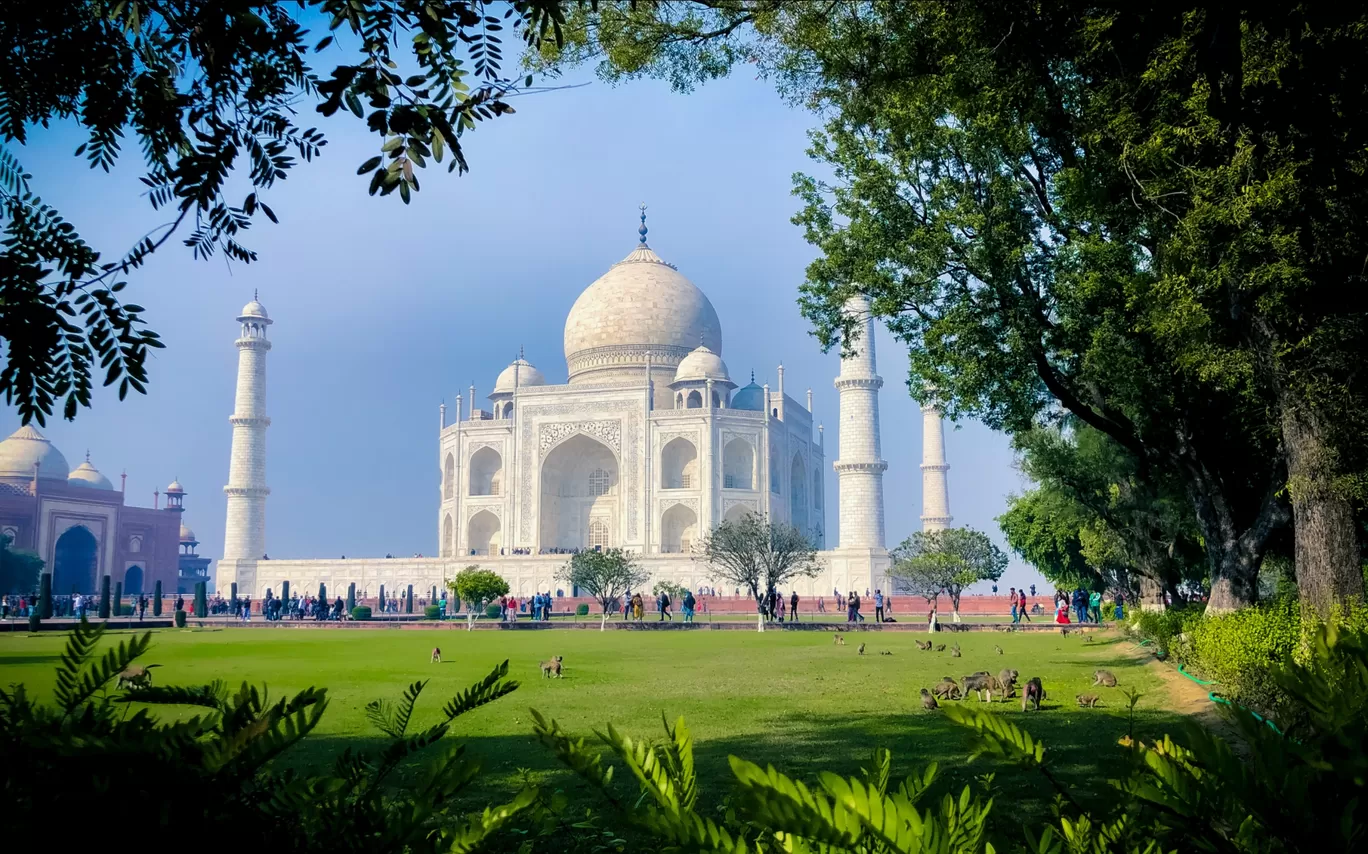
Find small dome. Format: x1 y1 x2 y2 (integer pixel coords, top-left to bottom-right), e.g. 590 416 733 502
0 425 70 482
731 379 766 411
166 479 185 494
673 345 732 385
68 458 114 490
179 522 197 543
240 298 269 320
492 358 546 394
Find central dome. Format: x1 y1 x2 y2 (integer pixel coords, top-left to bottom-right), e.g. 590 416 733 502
563 243 722 383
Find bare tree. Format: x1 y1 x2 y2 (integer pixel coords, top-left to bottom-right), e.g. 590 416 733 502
556 549 649 631
892 529 1007 623
698 512 821 632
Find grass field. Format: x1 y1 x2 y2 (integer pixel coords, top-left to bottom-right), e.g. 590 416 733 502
0 626 1190 824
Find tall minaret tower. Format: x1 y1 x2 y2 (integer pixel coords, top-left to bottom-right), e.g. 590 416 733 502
920 403 952 530
833 295 887 549
222 293 272 563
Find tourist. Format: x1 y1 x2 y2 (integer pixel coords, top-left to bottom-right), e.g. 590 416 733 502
775 593 785 623
1030 584 1036 597
137 595 146 620
874 589 885 623
631 591 644 621
622 592 631 621
681 589 695 623
1055 598 1071 624
1073 586 1089 625
1088 589 1102 623
1113 592 1125 621
506 595 518 622
790 590 799 622
846 590 857 623
817 596 825 614
927 606 939 633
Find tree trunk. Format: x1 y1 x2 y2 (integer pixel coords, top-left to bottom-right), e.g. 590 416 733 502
1280 398 1365 613
1138 575 1165 611
757 607 765 633
950 591 962 623
601 610 608 631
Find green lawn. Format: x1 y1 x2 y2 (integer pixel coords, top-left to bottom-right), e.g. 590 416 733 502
0 626 1188 825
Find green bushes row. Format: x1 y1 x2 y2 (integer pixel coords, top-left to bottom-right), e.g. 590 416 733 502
484 604 500 619
423 605 441 620
350 606 372 621
576 603 590 616
1128 597 1368 718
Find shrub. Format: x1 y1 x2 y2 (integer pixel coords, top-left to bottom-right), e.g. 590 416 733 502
119 605 135 616
152 580 163 616
485 604 501 619
424 605 441 620
27 611 40 632
576 603 590 616
98 575 111 618
1126 604 1202 656
38 573 52 619
350 606 372 621
174 609 187 628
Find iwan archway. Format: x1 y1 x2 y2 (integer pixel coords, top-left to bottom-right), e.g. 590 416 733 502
540 434 619 551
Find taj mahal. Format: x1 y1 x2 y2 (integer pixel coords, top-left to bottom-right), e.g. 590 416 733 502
218 210 953 600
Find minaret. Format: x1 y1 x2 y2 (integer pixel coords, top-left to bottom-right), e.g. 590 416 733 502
920 403 952 530
833 295 887 549
222 292 272 562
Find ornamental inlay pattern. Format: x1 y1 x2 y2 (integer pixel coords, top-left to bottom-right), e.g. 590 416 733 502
465 503 502 521
658 497 699 514
722 498 758 514
538 420 622 456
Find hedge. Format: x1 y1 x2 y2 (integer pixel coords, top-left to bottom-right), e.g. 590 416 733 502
153 580 163 616
424 605 441 620
174 609 187 628
576 603 590 616
484 604 500 619
350 606 372 621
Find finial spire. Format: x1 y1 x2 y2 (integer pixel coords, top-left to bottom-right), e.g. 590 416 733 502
85 449 90 462
519 344 525 360
638 203 648 245
254 288 258 301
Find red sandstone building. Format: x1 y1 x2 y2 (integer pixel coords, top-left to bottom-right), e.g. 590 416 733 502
0 425 192 595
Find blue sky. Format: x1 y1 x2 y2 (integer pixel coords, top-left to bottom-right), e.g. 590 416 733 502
4 65 1045 591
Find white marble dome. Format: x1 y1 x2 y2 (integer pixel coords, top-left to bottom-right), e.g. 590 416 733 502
0 425 70 482
240 298 269 320
563 243 722 380
673 345 731 384
492 358 546 394
68 457 114 490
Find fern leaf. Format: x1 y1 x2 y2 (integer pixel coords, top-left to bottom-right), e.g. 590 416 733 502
448 786 539 853
441 660 517 721
729 756 862 848
53 618 106 712
942 705 1046 767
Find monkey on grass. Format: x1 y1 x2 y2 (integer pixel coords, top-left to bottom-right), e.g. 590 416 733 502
919 688 939 711
1076 693 1102 708
1093 669 1118 687
540 656 564 678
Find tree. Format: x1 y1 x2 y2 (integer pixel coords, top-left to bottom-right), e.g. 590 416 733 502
0 534 43 594
152 579 163 617
1 1 574 426
888 548 950 611
697 512 820 632
536 3 1368 614
448 566 509 630
890 528 1006 623
557 549 649 630
999 423 1208 607
347 582 356 612
98 574 111 618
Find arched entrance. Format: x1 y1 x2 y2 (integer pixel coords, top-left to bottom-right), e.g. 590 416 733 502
722 438 753 489
442 514 454 557
469 447 503 496
53 525 98 593
467 511 501 556
661 504 698 553
123 565 144 595
540 433 619 551
660 437 698 489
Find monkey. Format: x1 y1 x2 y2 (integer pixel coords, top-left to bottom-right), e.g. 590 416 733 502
994 645 1004 655
1082 633 1094 643
1092 669 1118 688
1021 677 1045 711
914 640 932 650
934 643 946 652
920 688 939 711
540 656 564 678
857 642 867 655
997 669 1019 696
879 650 894 656
834 633 846 646
950 644 962 658
431 647 442 664
932 678 962 700
961 673 997 702
1076 693 1102 708
116 664 160 691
